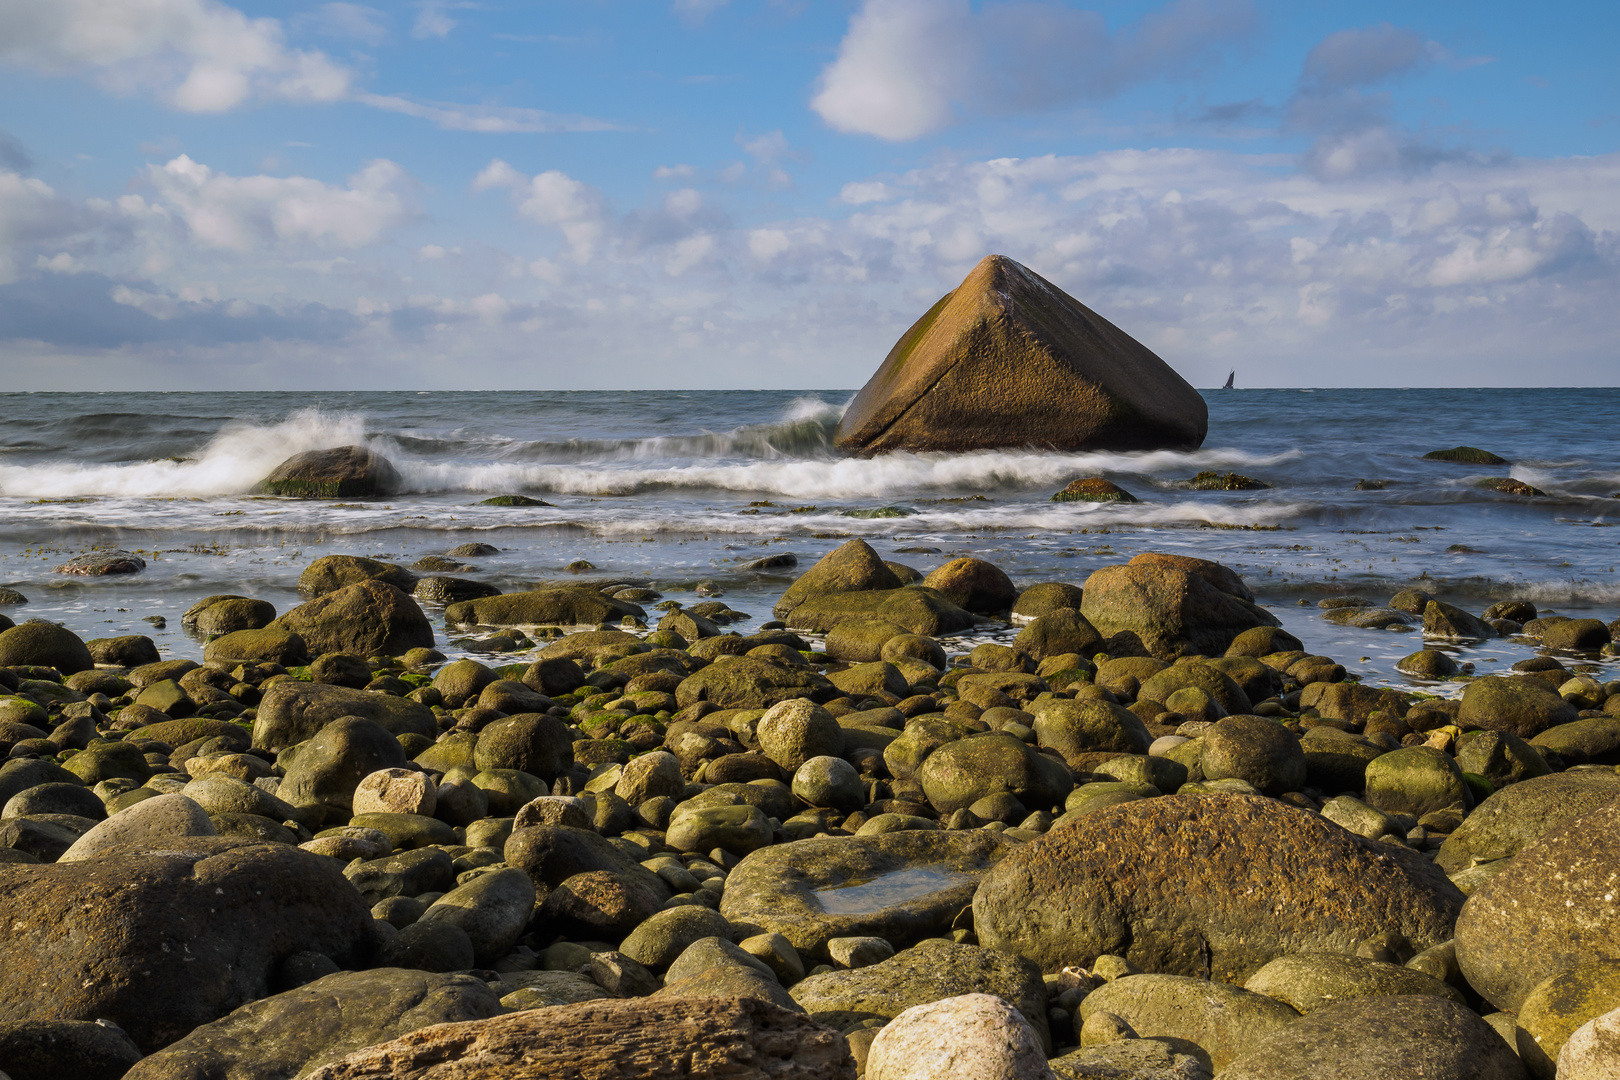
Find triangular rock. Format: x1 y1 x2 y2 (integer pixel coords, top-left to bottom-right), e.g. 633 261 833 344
835 255 1207 455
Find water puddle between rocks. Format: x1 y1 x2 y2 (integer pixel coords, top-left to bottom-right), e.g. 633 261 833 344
811 865 976 914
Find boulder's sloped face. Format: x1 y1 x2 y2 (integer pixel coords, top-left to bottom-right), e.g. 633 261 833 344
256 445 402 498
302 995 857 1080
1455 800 1620 1014
252 679 436 751
0 838 379 1052
973 794 1464 982
834 254 1207 456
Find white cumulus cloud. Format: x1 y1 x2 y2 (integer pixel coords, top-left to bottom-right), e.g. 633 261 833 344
139 154 413 251
812 0 1258 140
473 159 607 262
0 0 351 112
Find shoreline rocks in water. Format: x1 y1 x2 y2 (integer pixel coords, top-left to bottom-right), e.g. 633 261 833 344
0 544 1616 1077
834 254 1207 456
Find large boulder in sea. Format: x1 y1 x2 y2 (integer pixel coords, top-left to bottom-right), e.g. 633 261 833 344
833 255 1206 455
973 794 1463 981
255 445 402 498
0 837 378 1052
1080 555 1279 659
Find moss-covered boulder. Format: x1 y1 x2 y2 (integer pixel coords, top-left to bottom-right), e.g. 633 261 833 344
918 732 1073 814
782 587 975 637
1030 698 1151 770
1423 601 1493 640
1052 477 1137 503
1013 609 1102 661
1457 675 1579 739
1364 746 1470 818
203 627 309 666
675 657 837 711
1244 952 1465 1014
1531 718 1620 766
1201 715 1305 795
772 539 900 621
273 581 433 657
1080 975 1298 1072
445 589 644 628
0 621 94 675
186 597 277 635
791 939 1049 1050
1011 583 1085 619
297 555 417 597
1221 995 1524 1080
413 577 501 605
252 680 435 752
256 446 402 498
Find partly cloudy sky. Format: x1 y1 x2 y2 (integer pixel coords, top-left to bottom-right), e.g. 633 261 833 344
0 0 1614 389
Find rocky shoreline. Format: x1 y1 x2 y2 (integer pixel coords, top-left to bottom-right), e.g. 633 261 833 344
0 540 1618 1079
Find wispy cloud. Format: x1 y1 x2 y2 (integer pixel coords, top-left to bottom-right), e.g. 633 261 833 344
356 94 622 134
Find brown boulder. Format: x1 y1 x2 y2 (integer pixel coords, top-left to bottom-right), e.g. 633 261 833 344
303 995 855 1079
920 557 1017 615
834 254 1206 454
1080 560 1279 660
0 838 378 1052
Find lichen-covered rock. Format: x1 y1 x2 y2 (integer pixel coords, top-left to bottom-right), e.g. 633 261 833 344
783 587 976 637
1079 975 1299 1072
791 939 1050 1051
772 539 901 621
297 555 417 596
445 589 645 628
975 794 1464 981
1220 994 1524 1080
1435 769 1620 873
1243 952 1465 1014
302 996 856 1080
676 656 838 710
918 732 1073 814
1455 800 1620 1013
123 969 504 1080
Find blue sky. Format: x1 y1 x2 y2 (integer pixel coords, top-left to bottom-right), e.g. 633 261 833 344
0 0 1615 390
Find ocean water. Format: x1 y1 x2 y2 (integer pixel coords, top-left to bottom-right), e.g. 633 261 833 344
1 388 1616 692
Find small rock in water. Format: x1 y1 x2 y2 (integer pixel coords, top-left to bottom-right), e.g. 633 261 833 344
1422 445 1509 464
1188 471 1269 491
447 543 500 557
1354 478 1387 490
142 614 166 627
1477 477 1546 497
479 495 552 507
55 550 146 576
0 587 28 603
1051 477 1138 503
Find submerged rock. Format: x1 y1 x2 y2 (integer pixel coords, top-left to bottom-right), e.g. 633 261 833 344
834 254 1206 456
256 445 402 498
1052 477 1138 503
1422 446 1508 465
54 550 146 575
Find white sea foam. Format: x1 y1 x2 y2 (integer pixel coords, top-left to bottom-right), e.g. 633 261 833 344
0 408 372 499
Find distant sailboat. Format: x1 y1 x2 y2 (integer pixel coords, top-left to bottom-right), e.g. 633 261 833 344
1222 370 1235 390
